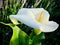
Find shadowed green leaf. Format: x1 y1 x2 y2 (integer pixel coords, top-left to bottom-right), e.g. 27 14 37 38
30 30 45 45
8 24 30 45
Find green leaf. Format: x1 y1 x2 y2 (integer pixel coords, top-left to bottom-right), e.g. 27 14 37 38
30 31 45 45
9 25 19 45
8 24 30 45
18 28 29 45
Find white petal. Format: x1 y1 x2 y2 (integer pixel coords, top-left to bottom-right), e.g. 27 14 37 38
9 15 40 29
19 8 50 24
9 8 59 33
40 10 50 24
17 8 29 15
29 8 50 24
17 8 44 18
9 15 19 25
17 8 35 18
27 8 44 18
40 21 59 32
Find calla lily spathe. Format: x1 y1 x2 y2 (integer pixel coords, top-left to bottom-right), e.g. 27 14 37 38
9 8 59 34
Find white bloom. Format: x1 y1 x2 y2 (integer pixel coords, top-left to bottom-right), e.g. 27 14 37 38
9 8 59 35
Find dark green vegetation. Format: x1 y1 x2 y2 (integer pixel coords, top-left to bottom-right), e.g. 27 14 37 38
0 0 60 45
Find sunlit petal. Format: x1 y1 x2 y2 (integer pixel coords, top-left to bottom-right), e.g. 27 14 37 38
21 8 50 24
39 10 50 24
9 8 59 34
40 21 59 32
9 15 19 25
9 15 40 29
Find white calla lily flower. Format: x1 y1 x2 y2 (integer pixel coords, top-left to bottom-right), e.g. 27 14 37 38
9 8 59 35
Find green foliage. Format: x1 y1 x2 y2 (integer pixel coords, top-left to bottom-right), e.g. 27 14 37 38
0 23 45 45
30 31 45 45
7 24 30 45
9 25 45 45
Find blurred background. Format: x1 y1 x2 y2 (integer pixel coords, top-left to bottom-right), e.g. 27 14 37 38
0 0 60 45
